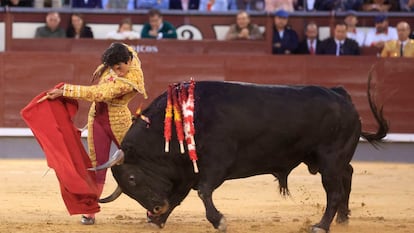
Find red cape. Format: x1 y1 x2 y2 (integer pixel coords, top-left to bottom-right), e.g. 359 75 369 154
21 84 100 215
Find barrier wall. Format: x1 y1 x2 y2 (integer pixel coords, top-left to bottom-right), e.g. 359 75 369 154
0 50 413 133
1 10 413 134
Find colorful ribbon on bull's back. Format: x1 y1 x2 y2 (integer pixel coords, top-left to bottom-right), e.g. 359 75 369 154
163 79 198 173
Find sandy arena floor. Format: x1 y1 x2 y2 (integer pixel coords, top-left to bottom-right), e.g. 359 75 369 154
0 159 413 233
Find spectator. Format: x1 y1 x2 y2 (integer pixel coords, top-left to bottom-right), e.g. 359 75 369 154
315 0 363 10
296 22 320 55
135 0 169 9
399 0 414 11
199 0 228 11
34 0 61 7
265 0 296 12
66 13 94 39
1 0 33 7
106 18 140 40
225 11 263 41
106 0 130 8
169 0 199 10
34 11 66 38
295 0 317 10
313 0 338 10
364 14 397 51
72 0 102 8
362 0 392 11
317 22 360 56
381 21 414 57
141 9 177 39
388 0 400 10
272 9 299 55
344 11 365 47
339 0 364 10
234 0 265 10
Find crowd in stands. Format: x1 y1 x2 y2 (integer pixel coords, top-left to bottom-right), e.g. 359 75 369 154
2 0 414 57
34 9 178 39
269 9 414 56
30 8 414 57
1 0 414 11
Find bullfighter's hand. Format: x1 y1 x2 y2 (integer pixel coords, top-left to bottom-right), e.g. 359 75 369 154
37 88 63 103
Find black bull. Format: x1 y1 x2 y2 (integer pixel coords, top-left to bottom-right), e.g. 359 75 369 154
95 77 388 232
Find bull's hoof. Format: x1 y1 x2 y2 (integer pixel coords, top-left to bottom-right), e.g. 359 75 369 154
217 216 227 232
335 215 349 224
310 226 328 233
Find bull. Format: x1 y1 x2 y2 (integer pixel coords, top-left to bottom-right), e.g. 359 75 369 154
94 73 388 232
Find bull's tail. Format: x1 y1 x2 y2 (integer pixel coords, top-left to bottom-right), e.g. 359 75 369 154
360 66 389 147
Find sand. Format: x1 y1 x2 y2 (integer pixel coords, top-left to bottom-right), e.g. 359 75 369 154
0 159 413 233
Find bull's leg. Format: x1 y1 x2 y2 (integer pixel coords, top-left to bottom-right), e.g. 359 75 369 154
312 169 344 232
197 184 226 232
336 164 353 224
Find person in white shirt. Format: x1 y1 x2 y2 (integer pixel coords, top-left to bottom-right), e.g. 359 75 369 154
106 17 140 40
344 11 365 47
364 14 398 49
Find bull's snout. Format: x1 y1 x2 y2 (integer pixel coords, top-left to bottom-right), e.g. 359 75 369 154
147 200 170 228
151 200 169 216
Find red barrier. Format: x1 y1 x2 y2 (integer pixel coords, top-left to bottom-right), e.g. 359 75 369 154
1 50 413 133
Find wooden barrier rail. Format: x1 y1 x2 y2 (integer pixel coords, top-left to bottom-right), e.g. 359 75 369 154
7 38 381 55
7 38 271 54
0 51 413 133
1 10 413 133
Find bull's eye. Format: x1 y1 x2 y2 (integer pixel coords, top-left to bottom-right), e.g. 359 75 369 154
128 175 136 186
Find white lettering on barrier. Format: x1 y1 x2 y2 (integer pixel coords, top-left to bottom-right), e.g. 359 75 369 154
133 45 159 53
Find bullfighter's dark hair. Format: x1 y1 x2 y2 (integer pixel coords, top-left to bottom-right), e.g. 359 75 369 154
102 42 132 67
92 42 133 82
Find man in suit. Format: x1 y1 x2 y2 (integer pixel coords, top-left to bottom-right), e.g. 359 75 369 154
317 22 360 56
381 21 414 57
296 22 320 55
272 9 299 55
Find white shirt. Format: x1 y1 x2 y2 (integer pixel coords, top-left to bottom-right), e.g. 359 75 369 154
106 30 140 40
335 39 344 56
278 30 284 39
307 39 317 53
346 29 366 47
364 27 398 47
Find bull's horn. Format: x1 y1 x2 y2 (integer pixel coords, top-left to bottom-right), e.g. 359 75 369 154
99 185 122 203
88 149 125 171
